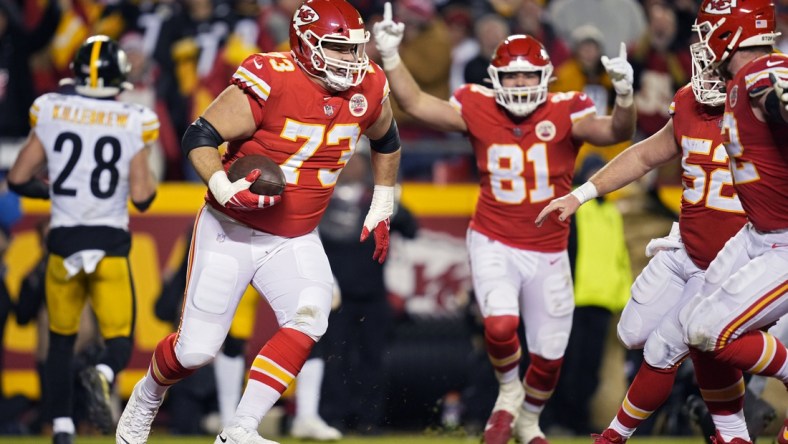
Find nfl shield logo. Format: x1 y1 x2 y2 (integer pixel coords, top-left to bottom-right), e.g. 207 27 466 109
324 104 334 117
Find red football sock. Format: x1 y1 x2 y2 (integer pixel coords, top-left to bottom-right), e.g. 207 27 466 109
484 315 522 374
714 331 787 377
248 328 314 394
150 333 195 386
615 362 678 429
691 348 744 415
523 353 563 409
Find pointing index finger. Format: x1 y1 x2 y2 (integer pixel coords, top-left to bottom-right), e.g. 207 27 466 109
383 2 392 21
619 42 627 60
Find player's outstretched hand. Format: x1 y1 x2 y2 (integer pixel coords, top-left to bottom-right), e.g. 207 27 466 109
209 170 281 210
770 73 788 112
360 185 394 263
534 194 581 227
373 2 405 68
601 42 634 97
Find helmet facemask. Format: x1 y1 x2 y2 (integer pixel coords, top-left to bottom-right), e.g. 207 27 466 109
689 40 726 107
299 28 369 91
487 61 552 117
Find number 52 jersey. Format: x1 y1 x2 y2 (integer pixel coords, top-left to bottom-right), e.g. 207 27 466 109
30 93 159 230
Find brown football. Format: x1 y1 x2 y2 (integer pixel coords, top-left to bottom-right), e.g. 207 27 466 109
227 155 286 196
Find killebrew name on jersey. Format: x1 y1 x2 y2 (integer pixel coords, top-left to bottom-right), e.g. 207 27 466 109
51 104 130 128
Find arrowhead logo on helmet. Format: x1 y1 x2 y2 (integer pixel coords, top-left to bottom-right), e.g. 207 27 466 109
294 6 319 26
703 0 736 14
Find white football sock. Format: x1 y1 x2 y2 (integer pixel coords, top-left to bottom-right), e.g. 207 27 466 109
214 352 246 427
233 380 281 427
52 417 75 434
295 358 324 419
712 411 750 442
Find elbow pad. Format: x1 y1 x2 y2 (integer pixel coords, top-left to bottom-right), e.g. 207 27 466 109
369 120 401 154
132 191 157 212
182 117 224 157
8 178 50 199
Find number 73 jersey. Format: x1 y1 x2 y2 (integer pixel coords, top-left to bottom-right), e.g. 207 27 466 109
451 85 596 252
30 93 159 230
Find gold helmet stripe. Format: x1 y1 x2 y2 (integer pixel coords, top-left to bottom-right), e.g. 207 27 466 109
89 39 103 88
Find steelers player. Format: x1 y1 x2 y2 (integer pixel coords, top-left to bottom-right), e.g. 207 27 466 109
8 35 158 444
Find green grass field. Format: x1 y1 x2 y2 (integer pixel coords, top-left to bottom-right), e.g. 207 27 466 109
0 437 717 444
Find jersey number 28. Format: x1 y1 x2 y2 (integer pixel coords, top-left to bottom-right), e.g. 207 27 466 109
52 131 122 198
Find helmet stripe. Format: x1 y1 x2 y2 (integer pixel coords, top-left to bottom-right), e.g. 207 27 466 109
89 39 103 88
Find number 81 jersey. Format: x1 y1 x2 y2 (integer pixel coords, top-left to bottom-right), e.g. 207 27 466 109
451 85 596 252
30 93 159 230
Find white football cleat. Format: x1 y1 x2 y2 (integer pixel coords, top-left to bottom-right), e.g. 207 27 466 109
214 424 280 444
115 381 163 444
291 416 343 441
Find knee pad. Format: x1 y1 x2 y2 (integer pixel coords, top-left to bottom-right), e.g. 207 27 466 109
617 320 644 350
481 285 519 317
290 304 329 341
102 336 133 374
484 315 519 343
530 330 570 360
172 333 216 370
680 296 718 351
643 327 689 369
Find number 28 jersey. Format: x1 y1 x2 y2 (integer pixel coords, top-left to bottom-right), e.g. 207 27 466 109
451 85 596 252
211 52 388 237
30 93 159 230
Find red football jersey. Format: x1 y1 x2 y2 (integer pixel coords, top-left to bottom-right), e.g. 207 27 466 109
670 85 746 269
451 85 595 252
722 53 788 232
205 52 389 237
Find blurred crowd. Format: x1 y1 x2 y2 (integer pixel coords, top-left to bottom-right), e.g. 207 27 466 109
4 0 788 182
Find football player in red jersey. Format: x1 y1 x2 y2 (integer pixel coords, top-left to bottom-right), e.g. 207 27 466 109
374 4 635 443
536 36 755 444
673 1 788 443
115 0 402 443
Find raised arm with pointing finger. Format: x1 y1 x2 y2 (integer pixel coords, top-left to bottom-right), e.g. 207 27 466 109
374 4 635 444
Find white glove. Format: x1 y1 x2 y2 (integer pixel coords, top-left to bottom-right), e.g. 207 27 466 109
372 2 405 69
770 73 788 112
208 170 281 210
645 222 682 257
601 42 634 105
360 185 394 263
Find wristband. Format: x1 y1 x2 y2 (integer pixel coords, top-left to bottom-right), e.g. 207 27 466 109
370 185 395 214
616 93 634 108
381 53 401 70
570 182 599 205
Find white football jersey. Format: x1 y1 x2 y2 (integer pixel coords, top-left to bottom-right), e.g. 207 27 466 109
30 93 159 230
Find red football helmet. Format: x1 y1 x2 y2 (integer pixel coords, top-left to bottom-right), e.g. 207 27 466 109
290 0 370 91
487 34 553 116
693 0 779 70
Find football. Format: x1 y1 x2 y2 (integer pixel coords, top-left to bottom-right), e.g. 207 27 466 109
227 154 286 196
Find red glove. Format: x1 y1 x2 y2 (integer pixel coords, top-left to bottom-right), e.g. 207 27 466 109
209 170 281 210
360 217 391 263
359 185 394 263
